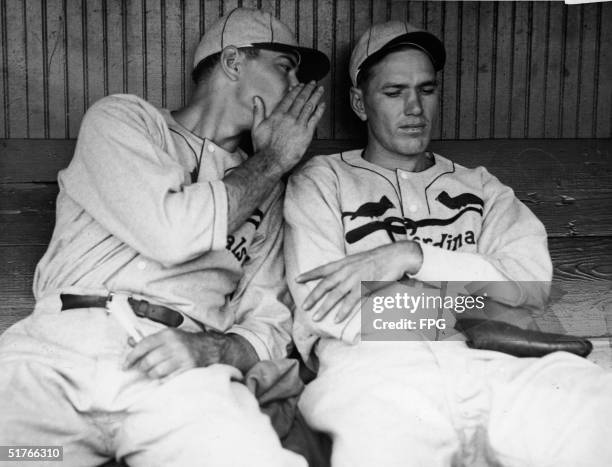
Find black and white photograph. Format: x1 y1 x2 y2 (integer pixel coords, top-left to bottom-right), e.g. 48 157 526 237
0 1 611 466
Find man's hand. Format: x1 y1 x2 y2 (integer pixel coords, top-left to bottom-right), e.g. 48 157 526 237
123 329 259 380
296 241 424 324
224 81 325 233
251 81 326 173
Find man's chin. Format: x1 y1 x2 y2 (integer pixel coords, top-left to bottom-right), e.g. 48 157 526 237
394 138 430 158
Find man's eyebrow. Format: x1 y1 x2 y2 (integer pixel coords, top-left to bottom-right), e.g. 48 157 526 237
380 79 439 89
420 79 439 87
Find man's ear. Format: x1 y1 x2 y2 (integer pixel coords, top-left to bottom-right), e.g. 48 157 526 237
220 46 243 81
350 86 367 122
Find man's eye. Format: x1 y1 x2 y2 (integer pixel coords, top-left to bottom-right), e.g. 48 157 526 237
383 91 401 97
279 64 291 73
421 87 436 95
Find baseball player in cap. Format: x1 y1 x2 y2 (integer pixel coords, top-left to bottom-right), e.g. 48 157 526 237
0 8 328 467
284 21 612 466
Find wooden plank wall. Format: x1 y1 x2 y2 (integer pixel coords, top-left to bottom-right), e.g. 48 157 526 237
0 0 610 140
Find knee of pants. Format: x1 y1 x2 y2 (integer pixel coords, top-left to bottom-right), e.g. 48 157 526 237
117 366 305 467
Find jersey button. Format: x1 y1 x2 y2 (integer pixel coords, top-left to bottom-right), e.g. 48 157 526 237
137 261 147 270
207 144 215 153
400 171 410 180
408 204 418 213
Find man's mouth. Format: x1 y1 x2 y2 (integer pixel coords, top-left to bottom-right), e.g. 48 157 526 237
398 123 427 135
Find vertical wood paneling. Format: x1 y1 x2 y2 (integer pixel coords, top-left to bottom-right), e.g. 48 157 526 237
390 1 408 22
298 1 314 60
562 5 581 138
202 1 222 36
596 2 612 137
144 0 163 106
510 1 529 138
333 0 356 139
106 0 125 96
407 1 425 27
278 0 297 46
183 0 200 102
0 1 610 140
441 1 459 139
458 1 477 139
46 0 67 138
527 1 548 138
164 0 183 109
475 1 494 139
0 1 7 137
315 0 334 138
371 0 387 24
6 0 28 138
493 2 513 138
544 1 564 138
125 0 144 98
66 0 85 137
578 4 598 138
85 0 105 106
25 0 45 137
425 1 443 140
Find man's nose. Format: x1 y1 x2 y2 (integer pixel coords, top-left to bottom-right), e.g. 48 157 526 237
404 92 423 116
288 70 300 87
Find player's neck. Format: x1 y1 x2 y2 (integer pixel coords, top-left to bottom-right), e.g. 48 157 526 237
172 83 243 153
363 143 433 173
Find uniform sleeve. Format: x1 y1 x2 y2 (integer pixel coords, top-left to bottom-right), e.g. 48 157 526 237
414 167 552 307
59 96 227 267
225 189 294 361
284 165 361 364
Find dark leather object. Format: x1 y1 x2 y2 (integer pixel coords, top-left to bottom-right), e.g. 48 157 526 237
60 294 184 328
454 318 593 358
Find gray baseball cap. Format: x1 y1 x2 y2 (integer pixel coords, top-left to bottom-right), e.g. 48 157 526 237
193 8 330 83
349 21 445 86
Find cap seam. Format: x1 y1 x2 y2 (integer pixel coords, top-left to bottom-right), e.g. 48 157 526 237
221 8 239 50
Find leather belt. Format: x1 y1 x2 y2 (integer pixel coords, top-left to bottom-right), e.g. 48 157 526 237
60 294 184 328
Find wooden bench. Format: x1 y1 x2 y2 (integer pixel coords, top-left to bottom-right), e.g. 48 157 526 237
1 138 612 368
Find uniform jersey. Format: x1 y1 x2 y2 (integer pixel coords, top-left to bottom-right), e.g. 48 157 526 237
284 149 552 365
34 94 292 360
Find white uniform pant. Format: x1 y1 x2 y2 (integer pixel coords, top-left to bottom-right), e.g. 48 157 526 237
299 339 612 467
0 300 305 467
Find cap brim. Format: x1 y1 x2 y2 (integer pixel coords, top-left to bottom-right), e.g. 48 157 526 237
358 30 446 79
252 43 331 82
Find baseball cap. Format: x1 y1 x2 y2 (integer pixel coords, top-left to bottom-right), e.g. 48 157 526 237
349 21 446 86
193 8 330 83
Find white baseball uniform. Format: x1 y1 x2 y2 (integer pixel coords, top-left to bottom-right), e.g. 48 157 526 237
0 94 304 467
284 149 612 467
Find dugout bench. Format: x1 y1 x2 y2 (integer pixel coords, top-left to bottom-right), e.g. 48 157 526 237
0 138 611 467
1 137 611 360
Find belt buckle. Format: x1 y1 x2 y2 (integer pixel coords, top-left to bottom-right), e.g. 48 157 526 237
105 292 144 343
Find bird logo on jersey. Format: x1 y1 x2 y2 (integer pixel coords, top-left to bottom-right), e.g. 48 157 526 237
343 196 394 220
436 191 484 210
343 192 484 246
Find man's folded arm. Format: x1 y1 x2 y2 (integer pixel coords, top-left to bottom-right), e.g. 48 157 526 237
413 167 552 307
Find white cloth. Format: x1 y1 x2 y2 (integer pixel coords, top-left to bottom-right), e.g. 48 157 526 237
35 94 292 360
300 340 612 467
283 149 611 466
284 149 552 366
0 300 305 467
